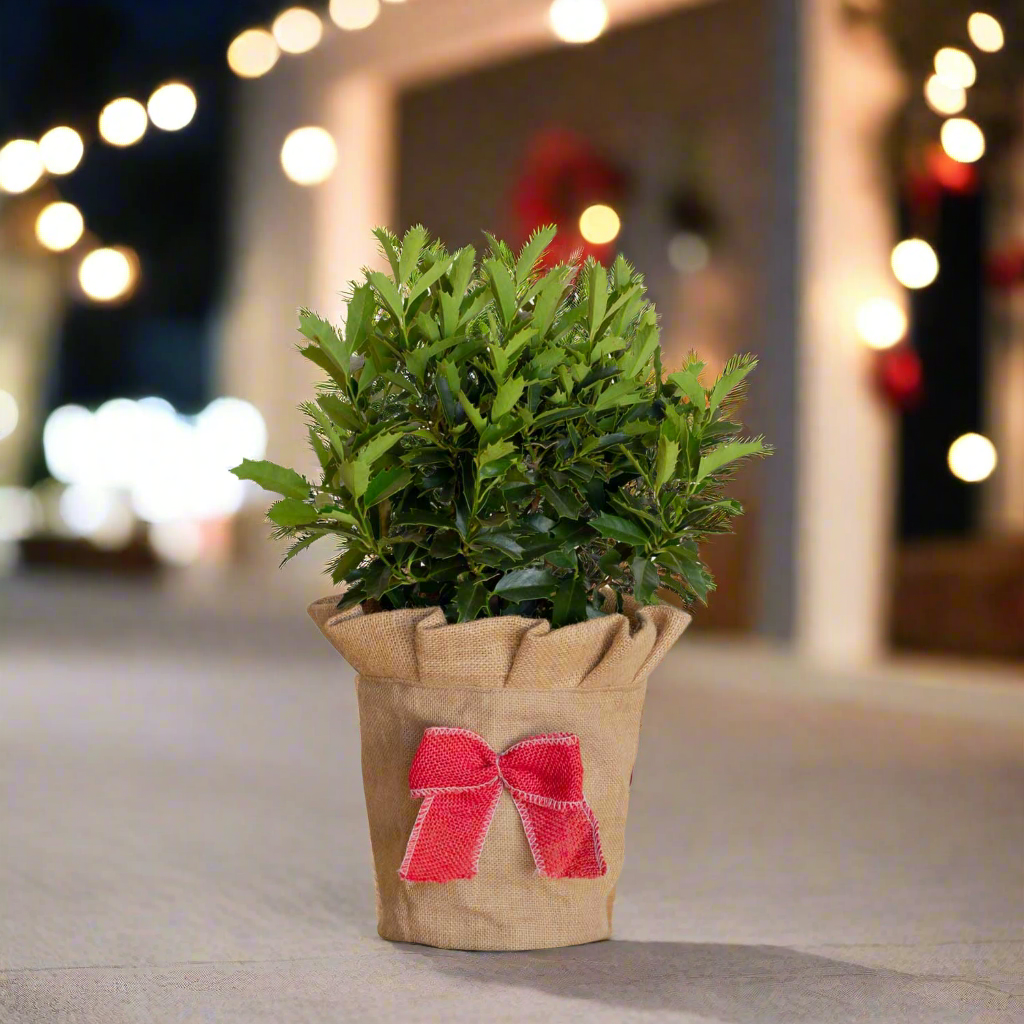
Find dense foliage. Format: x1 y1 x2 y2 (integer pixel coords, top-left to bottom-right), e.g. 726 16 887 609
232 226 769 626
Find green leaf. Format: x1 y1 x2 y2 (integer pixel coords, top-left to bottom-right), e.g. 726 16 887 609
484 258 517 326
696 438 766 482
668 369 706 409
492 376 526 419
458 390 486 433
280 531 328 566
364 465 412 507
479 440 516 465
345 284 375 350
472 531 525 559
399 224 427 283
587 263 608 340
541 484 582 518
631 555 661 604
231 459 308 499
551 574 588 627
515 225 557 285
267 497 319 528
357 430 403 467
655 436 680 492
708 357 757 414
493 567 559 602
532 267 567 338
408 253 453 302
454 580 489 622
590 512 649 547
339 459 370 499
372 227 401 277
367 270 405 327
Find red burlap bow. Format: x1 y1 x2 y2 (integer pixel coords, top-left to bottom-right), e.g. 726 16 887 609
398 727 608 882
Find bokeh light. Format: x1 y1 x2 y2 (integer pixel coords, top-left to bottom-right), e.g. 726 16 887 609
947 433 997 483
98 97 148 147
280 126 338 185
0 139 44 194
0 487 41 542
149 520 203 566
147 82 197 131
923 75 966 116
0 390 19 440
940 117 985 163
329 0 381 31
227 28 280 78
549 0 608 44
272 7 324 54
668 232 710 274
855 298 906 350
38 126 84 175
891 239 939 289
933 48 976 89
78 247 137 302
578 203 620 245
35 201 85 252
967 12 1003 53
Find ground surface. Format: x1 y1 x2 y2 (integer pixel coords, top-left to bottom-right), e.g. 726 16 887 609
2 579 1022 1023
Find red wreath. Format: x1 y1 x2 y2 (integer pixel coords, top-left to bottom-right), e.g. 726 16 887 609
512 129 628 266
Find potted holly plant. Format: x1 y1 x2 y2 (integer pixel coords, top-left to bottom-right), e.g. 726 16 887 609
233 225 769 951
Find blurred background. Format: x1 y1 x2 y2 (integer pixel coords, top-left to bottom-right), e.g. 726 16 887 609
0 0 1022 668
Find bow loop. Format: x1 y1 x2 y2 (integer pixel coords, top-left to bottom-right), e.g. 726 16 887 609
409 727 498 794
400 727 607 883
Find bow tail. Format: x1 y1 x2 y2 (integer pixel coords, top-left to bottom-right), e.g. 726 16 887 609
508 794 608 879
399 782 502 882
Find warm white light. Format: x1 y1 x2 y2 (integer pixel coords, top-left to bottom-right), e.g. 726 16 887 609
579 203 620 245
38 126 84 175
855 298 906 350
195 397 267 469
280 126 337 186
35 201 84 252
147 82 197 131
43 404 94 484
98 97 147 147
0 487 40 542
149 520 203 565
668 232 709 274
934 47 976 89
227 28 280 78
924 75 966 116
941 117 985 163
968 12 1004 52
0 390 18 440
891 238 939 289
78 247 136 302
0 139 43 194
549 0 608 43
272 7 323 53
948 432 997 482
58 484 133 548
329 0 381 31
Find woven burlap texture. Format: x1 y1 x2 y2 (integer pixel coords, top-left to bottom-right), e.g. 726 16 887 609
309 596 691 951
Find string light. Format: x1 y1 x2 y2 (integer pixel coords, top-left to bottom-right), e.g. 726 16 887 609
933 48 976 89
891 239 939 289
147 82 197 131
924 75 966 116
280 126 338 185
98 97 147 147
38 126 84 175
35 201 85 252
0 139 43 193
578 203 620 245
272 7 324 54
329 0 381 31
227 28 280 77
940 117 985 163
549 0 608 44
947 432 997 482
967 12 1004 52
855 298 906 350
78 247 137 302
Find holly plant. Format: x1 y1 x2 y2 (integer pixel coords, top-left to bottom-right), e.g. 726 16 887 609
232 225 770 626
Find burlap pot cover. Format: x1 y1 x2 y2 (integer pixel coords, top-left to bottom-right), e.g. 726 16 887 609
309 596 691 951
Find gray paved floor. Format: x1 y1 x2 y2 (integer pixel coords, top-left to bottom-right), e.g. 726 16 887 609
2 580 1022 1022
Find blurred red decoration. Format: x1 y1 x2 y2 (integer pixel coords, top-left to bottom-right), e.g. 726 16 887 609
874 345 924 412
512 129 627 265
986 245 1024 292
925 143 978 195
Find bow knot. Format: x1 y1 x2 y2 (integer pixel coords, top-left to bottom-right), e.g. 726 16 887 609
399 727 607 882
